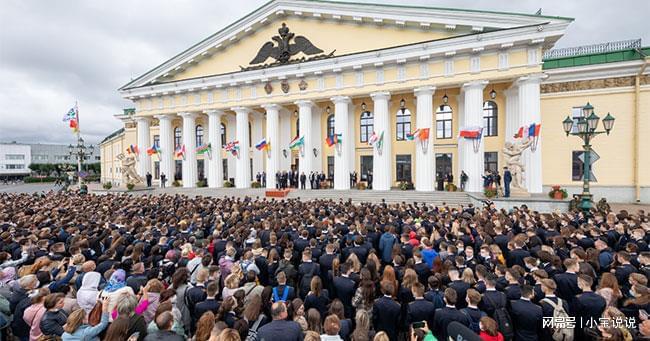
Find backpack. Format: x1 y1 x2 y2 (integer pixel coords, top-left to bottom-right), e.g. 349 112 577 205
485 293 514 340
245 314 265 341
541 298 574 341
462 308 486 333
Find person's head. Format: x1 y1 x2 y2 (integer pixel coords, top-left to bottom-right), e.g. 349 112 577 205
271 301 288 320
564 258 579 272
155 311 175 331
276 271 287 285
195 311 216 341
578 274 594 292
640 320 650 337
307 308 321 334
44 293 65 310
196 269 208 284
411 282 425 298
63 309 86 334
206 281 218 298
444 288 457 306
104 316 130 341
381 281 394 296
116 293 138 317
466 288 481 307
479 316 499 337
217 328 241 341
324 314 341 336
448 267 460 281
373 331 390 341
540 278 557 295
521 285 534 299
310 276 322 296
18 274 38 290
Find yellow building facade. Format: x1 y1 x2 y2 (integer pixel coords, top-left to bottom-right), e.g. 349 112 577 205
101 0 650 202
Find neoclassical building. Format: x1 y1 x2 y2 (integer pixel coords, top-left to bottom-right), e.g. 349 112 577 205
101 0 650 202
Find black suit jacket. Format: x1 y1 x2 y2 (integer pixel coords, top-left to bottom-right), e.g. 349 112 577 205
433 306 470 341
449 280 470 309
509 299 543 341
408 299 437 328
333 276 356 318
194 298 219 320
553 272 581 301
507 248 531 268
479 290 507 318
372 296 401 341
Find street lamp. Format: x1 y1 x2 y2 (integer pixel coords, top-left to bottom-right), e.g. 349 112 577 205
68 136 94 188
562 102 615 213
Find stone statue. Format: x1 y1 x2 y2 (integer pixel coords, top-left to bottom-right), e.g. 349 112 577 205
117 153 143 185
502 139 532 190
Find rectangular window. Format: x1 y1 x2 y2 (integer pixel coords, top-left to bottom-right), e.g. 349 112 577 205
571 106 584 133
436 106 453 139
498 52 509 70
436 153 452 176
250 158 253 181
154 161 160 180
5 154 25 160
419 62 429 79
360 155 373 181
355 71 364 87
6 164 25 169
95 156 100 161
484 152 498 173
444 59 454 76
376 68 384 84
470 56 481 73
197 159 205 181
174 160 182 181
397 65 406 81
223 159 228 181
572 151 583 181
153 135 160 148
327 156 334 180
396 154 412 182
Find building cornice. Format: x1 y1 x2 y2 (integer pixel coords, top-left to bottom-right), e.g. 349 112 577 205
543 59 649 84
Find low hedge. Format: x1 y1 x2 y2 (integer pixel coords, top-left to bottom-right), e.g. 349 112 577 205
23 176 64 183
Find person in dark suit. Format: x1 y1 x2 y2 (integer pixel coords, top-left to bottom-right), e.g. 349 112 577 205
146 172 152 187
613 251 639 291
553 258 582 301
509 285 543 341
298 249 320 299
257 302 303 341
573 274 606 339
433 288 471 341
539 279 570 341
413 250 432 287
407 283 437 329
507 239 531 268
503 167 512 197
194 281 220 319
300 172 306 190
318 244 338 276
478 275 508 318
373 281 401 341
448 267 470 309
504 269 522 301
333 263 357 318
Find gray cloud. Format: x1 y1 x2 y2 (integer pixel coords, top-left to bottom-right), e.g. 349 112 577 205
1 0 647 145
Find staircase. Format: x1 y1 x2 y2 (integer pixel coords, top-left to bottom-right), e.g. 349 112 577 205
150 187 471 206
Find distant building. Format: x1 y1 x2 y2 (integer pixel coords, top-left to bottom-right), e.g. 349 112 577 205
0 142 100 179
0 142 31 179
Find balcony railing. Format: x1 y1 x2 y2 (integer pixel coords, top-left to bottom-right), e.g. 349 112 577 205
543 39 641 60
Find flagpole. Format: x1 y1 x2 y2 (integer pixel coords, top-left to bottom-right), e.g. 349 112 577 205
76 101 82 188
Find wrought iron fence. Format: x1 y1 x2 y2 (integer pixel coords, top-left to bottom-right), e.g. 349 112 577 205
543 39 641 60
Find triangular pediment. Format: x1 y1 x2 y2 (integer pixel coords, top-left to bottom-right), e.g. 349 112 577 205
121 0 572 90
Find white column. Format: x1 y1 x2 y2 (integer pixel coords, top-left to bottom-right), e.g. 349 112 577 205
414 87 436 191
279 110 292 172
504 87 520 144
251 114 264 179
295 100 314 176
332 96 352 190
154 114 174 186
518 74 545 193
459 81 488 192
180 112 198 188
371 92 392 191
233 107 251 188
263 104 281 189
135 117 151 178
206 110 224 188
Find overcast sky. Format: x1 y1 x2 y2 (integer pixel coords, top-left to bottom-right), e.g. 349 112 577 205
1 0 648 145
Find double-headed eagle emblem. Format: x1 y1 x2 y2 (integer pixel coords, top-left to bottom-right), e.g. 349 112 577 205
250 23 324 65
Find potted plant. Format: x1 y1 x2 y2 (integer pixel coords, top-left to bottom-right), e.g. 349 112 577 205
126 183 135 191
399 181 414 190
196 179 208 187
224 180 234 188
548 185 568 200
251 181 262 188
484 187 497 198
172 180 181 187
103 182 113 190
445 183 458 192
356 182 367 190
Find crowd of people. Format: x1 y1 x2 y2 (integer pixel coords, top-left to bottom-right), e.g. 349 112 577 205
0 190 649 341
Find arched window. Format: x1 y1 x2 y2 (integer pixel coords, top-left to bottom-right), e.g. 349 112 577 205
174 127 182 149
195 125 204 146
220 123 226 146
436 105 453 139
396 107 411 141
360 110 374 143
483 101 498 137
248 122 252 147
327 114 335 137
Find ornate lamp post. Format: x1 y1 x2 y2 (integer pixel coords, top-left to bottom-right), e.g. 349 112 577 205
68 136 94 187
562 102 615 213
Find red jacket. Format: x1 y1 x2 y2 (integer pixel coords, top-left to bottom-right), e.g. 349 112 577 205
480 331 504 341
